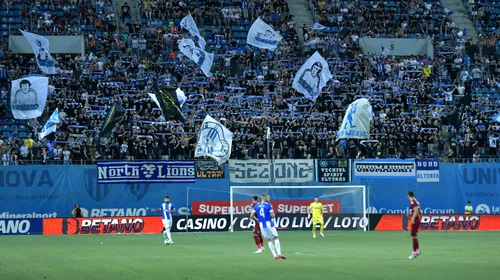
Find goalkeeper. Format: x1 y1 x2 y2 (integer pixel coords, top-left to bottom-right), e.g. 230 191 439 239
307 196 325 238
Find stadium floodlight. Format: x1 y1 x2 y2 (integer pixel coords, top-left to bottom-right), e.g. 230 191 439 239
229 185 367 232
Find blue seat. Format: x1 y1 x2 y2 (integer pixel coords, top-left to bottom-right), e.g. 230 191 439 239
10 125 18 132
2 131 10 139
87 25 94 31
19 131 27 139
18 125 26 132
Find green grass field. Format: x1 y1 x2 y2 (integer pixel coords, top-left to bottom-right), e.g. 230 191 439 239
1 231 499 280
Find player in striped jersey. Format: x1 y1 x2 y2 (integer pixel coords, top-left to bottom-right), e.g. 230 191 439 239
152 196 175 245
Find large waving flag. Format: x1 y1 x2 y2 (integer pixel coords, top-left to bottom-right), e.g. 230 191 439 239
148 85 186 122
292 51 332 101
180 14 207 49
38 108 60 140
20 30 57 74
312 22 327 30
492 113 500 123
178 39 214 77
195 115 233 165
337 98 373 140
247 18 283 50
11 76 49 119
100 104 126 138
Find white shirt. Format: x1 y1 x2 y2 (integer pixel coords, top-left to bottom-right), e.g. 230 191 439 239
63 150 71 161
121 143 128 153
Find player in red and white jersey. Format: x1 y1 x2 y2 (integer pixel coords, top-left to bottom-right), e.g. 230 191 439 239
407 190 421 259
251 195 265 253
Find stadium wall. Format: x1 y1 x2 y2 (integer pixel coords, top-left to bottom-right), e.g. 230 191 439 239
0 162 499 220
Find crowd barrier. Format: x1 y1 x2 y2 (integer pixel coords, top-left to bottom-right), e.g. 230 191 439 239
0 160 499 236
3 214 500 235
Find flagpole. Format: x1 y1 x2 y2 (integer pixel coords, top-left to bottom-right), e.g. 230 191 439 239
266 116 273 184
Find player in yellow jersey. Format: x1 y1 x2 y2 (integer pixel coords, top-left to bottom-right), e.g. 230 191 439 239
307 196 324 238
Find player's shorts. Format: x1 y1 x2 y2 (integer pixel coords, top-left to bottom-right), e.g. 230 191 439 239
312 216 324 224
162 219 172 230
410 220 421 237
261 226 279 240
253 220 261 234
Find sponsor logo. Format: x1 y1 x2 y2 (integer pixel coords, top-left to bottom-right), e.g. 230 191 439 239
365 207 454 214
462 167 500 184
173 215 368 232
128 183 150 202
420 215 480 230
0 219 31 234
79 218 145 234
229 159 314 183
80 208 148 217
85 169 112 202
0 170 54 187
0 212 58 218
191 200 341 215
465 192 499 198
475 204 491 214
97 161 196 184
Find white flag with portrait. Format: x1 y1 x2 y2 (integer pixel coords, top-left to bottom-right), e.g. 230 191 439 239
195 115 233 165
11 76 49 119
178 39 214 77
292 51 332 101
337 98 373 140
180 14 207 49
20 30 57 75
247 18 283 51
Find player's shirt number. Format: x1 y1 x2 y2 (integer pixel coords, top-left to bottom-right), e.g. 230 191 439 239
259 207 265 218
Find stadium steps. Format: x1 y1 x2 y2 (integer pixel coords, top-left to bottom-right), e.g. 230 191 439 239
442 0 479 41
287 0 315 50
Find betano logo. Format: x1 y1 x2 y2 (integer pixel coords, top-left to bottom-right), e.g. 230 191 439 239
366 207 454 214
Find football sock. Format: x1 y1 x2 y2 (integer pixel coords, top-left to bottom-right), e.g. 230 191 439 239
258 235 264 246
166 228 172 241
268 241 277 257
312 224 316 235
274 239 282 255
320 221 324 234
412 238 419 252
163 228 167 239
253 234 261 248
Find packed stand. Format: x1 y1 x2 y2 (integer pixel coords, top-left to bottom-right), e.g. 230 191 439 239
1 0 500 165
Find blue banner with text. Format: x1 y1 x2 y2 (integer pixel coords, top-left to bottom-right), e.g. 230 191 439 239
97 161 196 184
0 218 43 235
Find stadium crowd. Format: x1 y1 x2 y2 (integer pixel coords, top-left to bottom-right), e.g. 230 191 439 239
0 0 500 165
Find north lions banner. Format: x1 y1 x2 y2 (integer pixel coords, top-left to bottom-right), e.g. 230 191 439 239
97 161 196 184
20 30 57 74
229 159 314 183
178 39 214 77
195 115 233 165
180 14 207 50
354 159 416 178
337 98 372 139
416 159 440 183
11 76 48 119
247 18 283 51
292 51 332 101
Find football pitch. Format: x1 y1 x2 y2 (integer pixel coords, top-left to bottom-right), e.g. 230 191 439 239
1 231 499 280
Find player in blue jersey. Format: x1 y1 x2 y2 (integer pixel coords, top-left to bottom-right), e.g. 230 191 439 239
152 196 175 245
250 193 286 260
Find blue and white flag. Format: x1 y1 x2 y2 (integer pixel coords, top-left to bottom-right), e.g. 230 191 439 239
247 18 283 51
292 51 332 101
180 14 207 49
178 39 214 77
39 108 60 140
492 113 500 123
20 30 57 75
312 22 327 30
176 88 187 108
195 115 233 165
11 76 49 120
337 98 372 139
